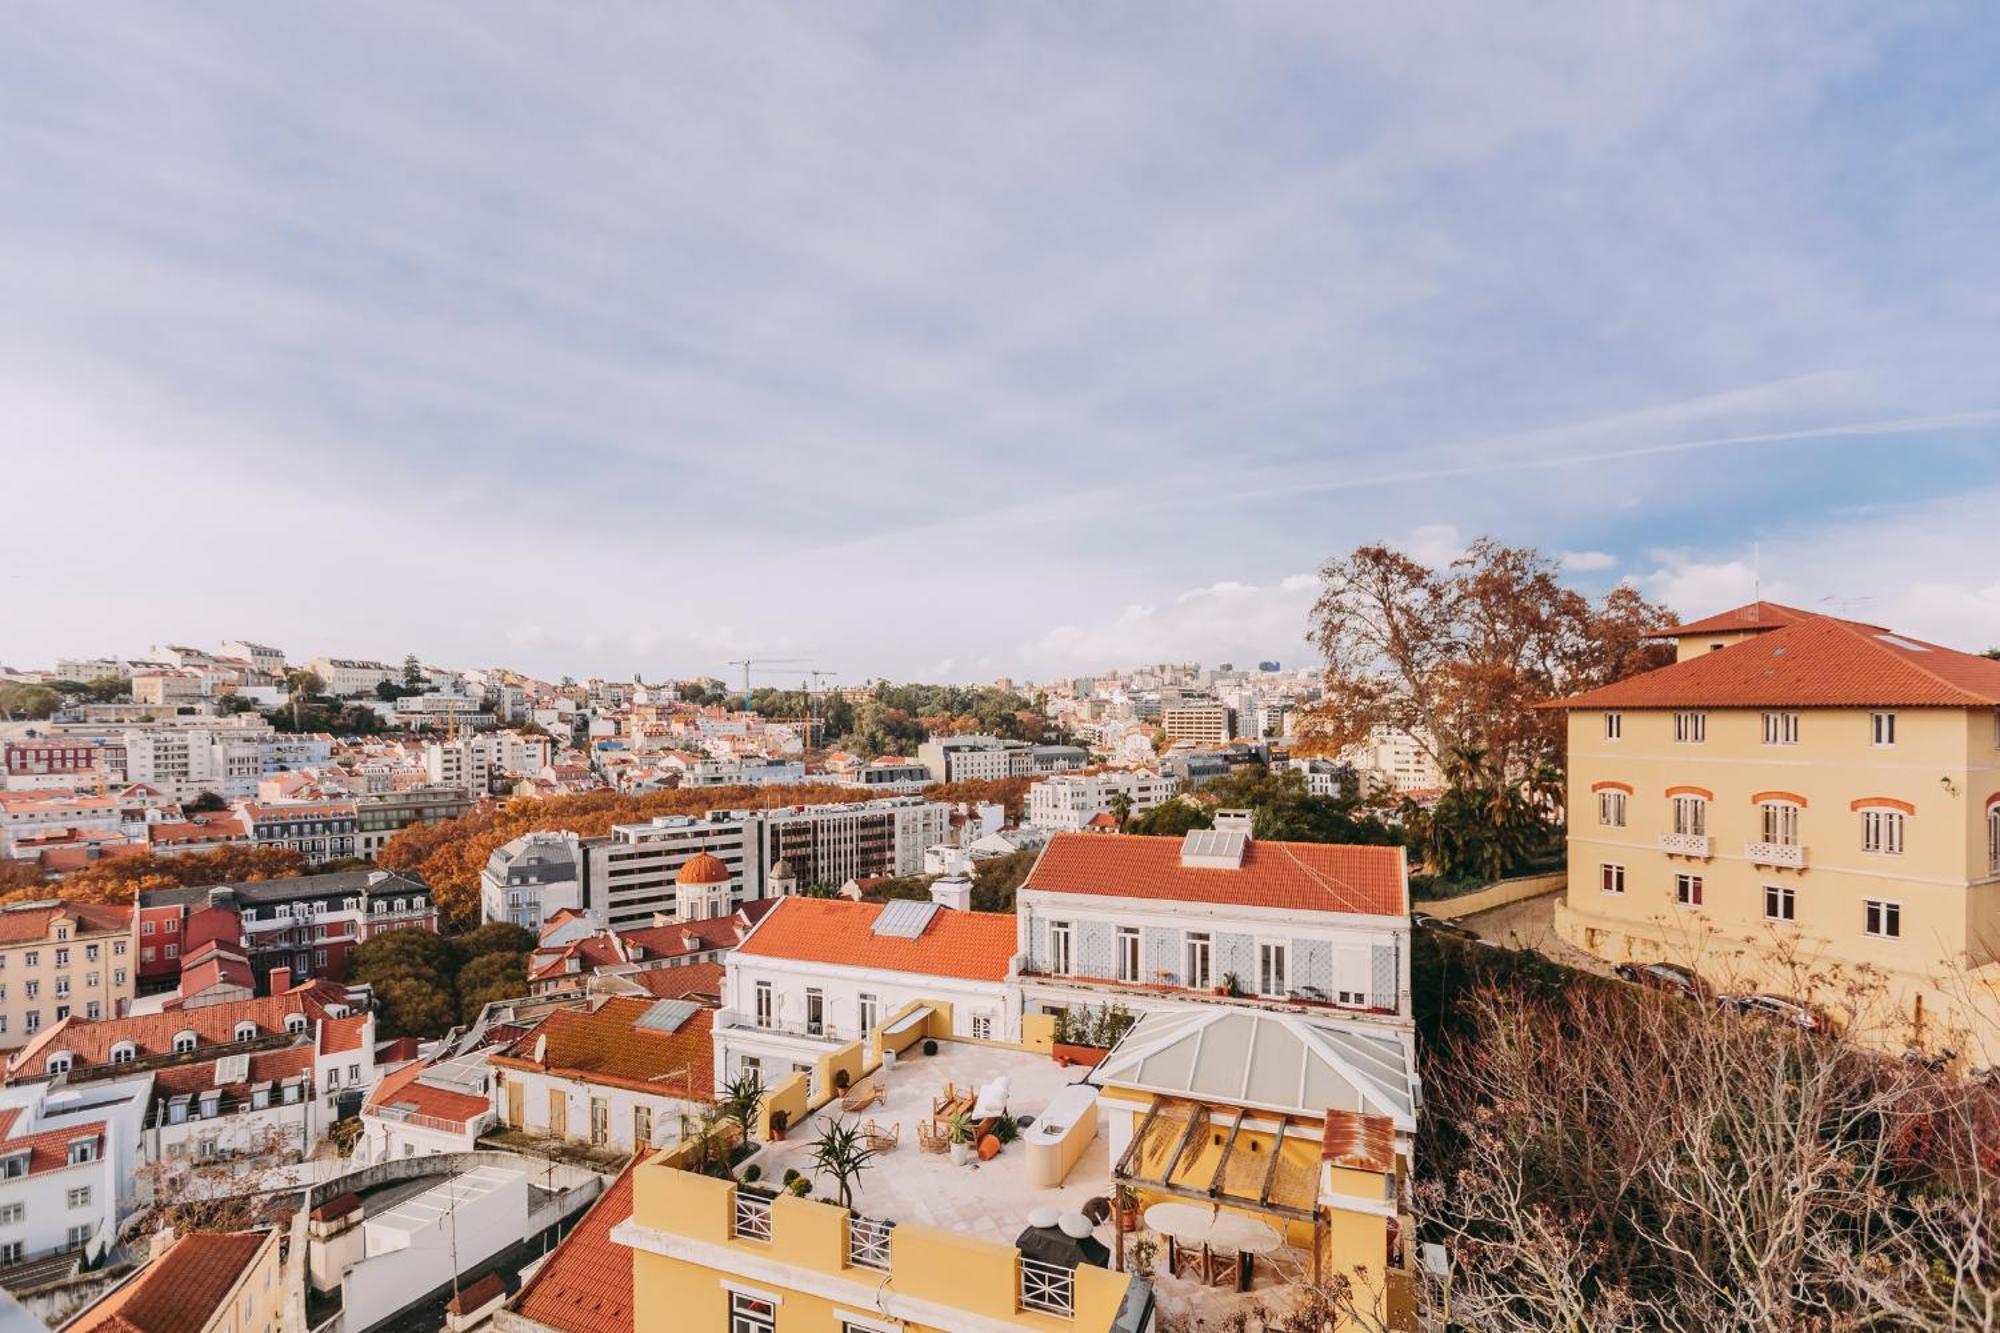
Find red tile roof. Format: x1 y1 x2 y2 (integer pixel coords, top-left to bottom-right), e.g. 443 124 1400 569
0 901 132 944
5 980 352 1079
363 1060 492 1126
1649 600 1880 638
510 1156 638 1333
627 962 723 1002
1549 616 2000 710
150 1046 313 1099
1025 832 1408 918
734 896 1018 982
0 1118 106 1178
70 1229 270 1333
493 998 712 1101
319 1013 369 1055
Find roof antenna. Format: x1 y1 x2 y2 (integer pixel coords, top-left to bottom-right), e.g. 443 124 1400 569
1752 541 1761 611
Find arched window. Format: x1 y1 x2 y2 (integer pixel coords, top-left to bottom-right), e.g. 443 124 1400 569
234 1022 258 1042
285 1013 308 1035
1671 794 1707 836
109 1042 136 1065
45 1053 71 1076
1759 800 1801 846
172 1030 198 1054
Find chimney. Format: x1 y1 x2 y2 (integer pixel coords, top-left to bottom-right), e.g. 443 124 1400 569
269 967 291 995
930 873 973 912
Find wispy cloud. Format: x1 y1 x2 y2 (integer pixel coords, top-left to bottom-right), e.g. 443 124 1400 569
0 6 1996 679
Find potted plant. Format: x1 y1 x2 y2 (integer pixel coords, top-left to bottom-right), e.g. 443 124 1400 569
768 1109 789 1138
1129 1233 1158 1275
833 1069 852 1094
1219 971 1240 999
1113 1183 1139 1234
922 1038 938 1056
947 1112 974 1166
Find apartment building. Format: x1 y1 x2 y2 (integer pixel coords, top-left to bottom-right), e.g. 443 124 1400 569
0 793 128 856
490 996 712 1153
235 800 359 865
0 902 134 1052
760 797 948 892
304 658 395 699
353 787 474 860
1160 702 1232 746
1026 769 1178 833
2 740 119 793
835 758 933 794
1548 601 2000 1051
915 734 1083 783
130 671 210 709
0 1083 131 1269
714 895 1018 1096
483 832 587 929
220 640 287 676
1016 822 1413 1027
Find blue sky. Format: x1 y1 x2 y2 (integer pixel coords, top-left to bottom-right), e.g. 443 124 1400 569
4 5 1999 682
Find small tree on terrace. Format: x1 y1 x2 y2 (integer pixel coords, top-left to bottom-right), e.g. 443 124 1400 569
720 1071 766 1142
806 1116 882 1211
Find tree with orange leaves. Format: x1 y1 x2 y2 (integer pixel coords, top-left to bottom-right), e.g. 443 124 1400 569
1 845 308 908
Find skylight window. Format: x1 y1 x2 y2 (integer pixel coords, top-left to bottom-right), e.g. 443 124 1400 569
1875 634 1930 652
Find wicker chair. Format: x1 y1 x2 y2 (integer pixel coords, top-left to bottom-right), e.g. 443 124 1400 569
916 1120 949 1154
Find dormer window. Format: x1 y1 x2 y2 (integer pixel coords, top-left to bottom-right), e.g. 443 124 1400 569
45 1054 71 1076
172 1031 198 1054
66 1138 96 1165
109 1043 135 1065
198 1093 220 1119
0 1152 27 1179
285 1014 308 1035
234 1022 258 1041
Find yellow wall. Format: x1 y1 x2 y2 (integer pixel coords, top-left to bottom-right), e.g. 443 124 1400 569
625 1160 1137 1331
1559 704 2000 1049
1021 1012 1056 1053
760 1071 810 1140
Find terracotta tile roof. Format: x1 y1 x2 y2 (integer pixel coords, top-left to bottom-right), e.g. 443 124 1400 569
493 998 712 1101
70 1229 269 1333
0 901 132 943
0 1118 106 1177
1322 1109 1396 1173
1549 616 2000 711
150 1045 313 1099
733 896 1017 983
448 1271 508 1315
310 1191 361 1222
1024 832 1408 918
35 845 150 875
319 1013 369 1055
147 816 249 847
627 961 724 1002
176 951 255 999
510 1155 638 1333
363 1060 492 1126
5 980 352 1078
1648 600 1880 638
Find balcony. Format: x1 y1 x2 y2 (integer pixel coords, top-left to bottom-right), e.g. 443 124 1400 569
717 1012 844 1044
1657 832 1712 858
848 1214 894 1270
1020 1255 1077 1316
733 1188 773 1242
1745 840 1807 869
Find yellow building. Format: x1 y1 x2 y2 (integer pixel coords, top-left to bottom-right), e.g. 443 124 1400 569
1548 601 2000 1053
67 1227 285 1333
0 900 134 1051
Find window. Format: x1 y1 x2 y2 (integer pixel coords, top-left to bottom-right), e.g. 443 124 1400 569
1872 712 1898 747
1759 711 1799 745
23 1013 37 1034
22 982 36 1001
66 1187 90 1209
84 1002 98 1020
143 921 156 936
857 992 879 1035
1047 921 1072 975
66 1138 96 1165
1862 809 1905 855
1258 942 1288 997
0 1203 22 1225
1675 873 1703 907
1183 932 1212 990
234 1022 258 1041
1116 927 1141 983
1761 802 1801 846
113 969 125 986
113 942 124 958
1600 863 1626 895
1671 797 1707 836
589 1098 609 1146
1604 712 1622 741
970 1012 994 1041
634 1104 653 1147
84 945 97 963
1865 900 1902 939
65 1225 92 1251
24 953 36 968
1674 712 1706 743
53 949 68 968
730 1292 777 1333
173 1031 198 1053
0 1243 20 1264
805 988 825 1037
1990 807 2000 875
1597 790 1627 827
753 981 773 1028
164 944 178 960
1765 884 1796 922
142 948 155 965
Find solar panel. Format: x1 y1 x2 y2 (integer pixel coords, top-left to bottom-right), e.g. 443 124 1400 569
1180 828 1247 867
872 900 941 939
634 999 700 1033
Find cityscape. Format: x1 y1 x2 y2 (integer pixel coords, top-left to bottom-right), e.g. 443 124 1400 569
4 7 2000 1333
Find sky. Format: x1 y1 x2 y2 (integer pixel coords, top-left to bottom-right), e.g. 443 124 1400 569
3 5 1999 685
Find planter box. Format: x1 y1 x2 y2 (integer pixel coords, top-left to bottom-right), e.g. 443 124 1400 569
1052 1042 1110 1068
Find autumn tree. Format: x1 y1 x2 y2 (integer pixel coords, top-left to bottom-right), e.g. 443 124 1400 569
1299 538 1672 780
2 845 308 909
0 683 60 720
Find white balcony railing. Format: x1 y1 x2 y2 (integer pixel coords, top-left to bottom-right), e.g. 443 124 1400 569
1657 832 1712 858
1020 1257 1076 1317
1745 841 1808 869
734 1190 773 1243
718 1012 843 1043
848 1215 893 1270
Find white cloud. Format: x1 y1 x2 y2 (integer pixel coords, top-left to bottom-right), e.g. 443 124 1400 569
1024 576 1319 677
1404 524 1465 569
1560 550 1618 572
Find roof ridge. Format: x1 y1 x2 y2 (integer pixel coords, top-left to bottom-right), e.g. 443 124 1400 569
1815 615 1995 700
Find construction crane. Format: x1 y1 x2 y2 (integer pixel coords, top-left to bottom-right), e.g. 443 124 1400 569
726 657 813 710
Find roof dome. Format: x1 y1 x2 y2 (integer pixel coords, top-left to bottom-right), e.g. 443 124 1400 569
770 859 797 881
677 852 731 886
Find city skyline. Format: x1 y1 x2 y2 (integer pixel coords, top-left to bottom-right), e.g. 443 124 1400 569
5 7 1999 682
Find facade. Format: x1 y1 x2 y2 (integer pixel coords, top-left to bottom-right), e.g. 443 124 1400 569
1548 602 2000 1051
1160 703 1231 746
220 640 288 676
0 902 133 1052
357 1050 499 1162
490 996 712 1153
758 798 948 893
305 658 396 698
524 899 771 996
837 759 933 794
918 734 1035 782
353 786 475 860
235 800 359 865
484 831 587 929
2 740 117 793
66 1228 285 1333
714 895 1018 1095
1016 825 1413 1027
138 869 436 995
681 758 806 788
1027 770 1178 833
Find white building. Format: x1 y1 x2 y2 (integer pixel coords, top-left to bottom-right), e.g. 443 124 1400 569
1026 769 1179 833
714 895 1018 1098
916 734 1034 783
219 641 287 676
357 1049 499 1163
304 658 396 699
680 758 805 788
1345 725 1444 795
482 831 587 930
490 996 713 1153
0 1077 141 1267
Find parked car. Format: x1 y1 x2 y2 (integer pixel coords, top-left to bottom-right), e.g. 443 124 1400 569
1716 993 1830 1032
1613 961 1710 1002
1412 912 1480 942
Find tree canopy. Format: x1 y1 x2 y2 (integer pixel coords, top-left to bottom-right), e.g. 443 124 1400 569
0 845 308 908
1123 767 1403 847
348 921 537 1036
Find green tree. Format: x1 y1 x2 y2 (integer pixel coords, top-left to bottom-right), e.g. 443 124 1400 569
374 976 457 1038
0 684 60 720
1126 798 1213 837
402 654 425 690
186 791 230 814
1106 791 1134 830
455 951 529 1022
453 922 537 963
719 1071 766 1141
805 1116 882 1210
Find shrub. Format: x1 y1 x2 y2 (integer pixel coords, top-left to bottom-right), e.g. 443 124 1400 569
787 1177 811 1197
782 1167 800 1186
922 1039 938 1056
992 1113 1019 1145
741 1164 761 1183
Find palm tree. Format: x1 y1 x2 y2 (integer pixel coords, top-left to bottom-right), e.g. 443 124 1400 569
1106 791 1134 831
679 1104 735 1178
720 1071 766 1142
805 1117 882 1211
